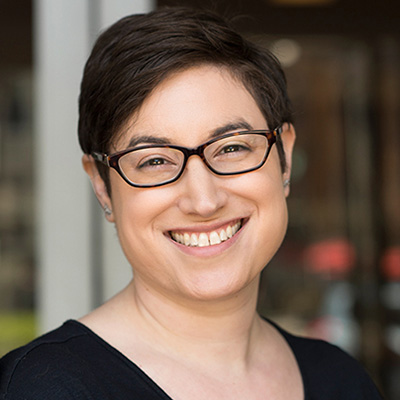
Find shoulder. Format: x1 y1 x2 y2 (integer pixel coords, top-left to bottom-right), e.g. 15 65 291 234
0 320 105 399
268 319 383 399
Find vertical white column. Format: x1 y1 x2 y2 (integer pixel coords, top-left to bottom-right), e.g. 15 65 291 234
98 0 154 27
35 0 92 333
35 0 155 333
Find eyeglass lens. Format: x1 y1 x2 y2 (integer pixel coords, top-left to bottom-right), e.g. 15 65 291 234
118 133 269 186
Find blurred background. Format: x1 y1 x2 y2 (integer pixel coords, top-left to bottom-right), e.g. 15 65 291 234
0 0 399 398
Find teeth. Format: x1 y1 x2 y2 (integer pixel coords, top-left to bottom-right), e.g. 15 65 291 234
209 231 221 245
190 233 198 246
183 233 191 246
198 233 210 247
220 229 227 241
171 221 242 247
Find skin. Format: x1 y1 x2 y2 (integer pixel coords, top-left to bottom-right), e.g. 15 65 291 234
82 65 300 399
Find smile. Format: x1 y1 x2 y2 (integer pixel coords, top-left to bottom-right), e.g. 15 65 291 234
170 220 243 247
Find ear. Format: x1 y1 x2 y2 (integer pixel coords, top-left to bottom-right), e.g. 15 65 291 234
82 154 114 222
280 123 296 197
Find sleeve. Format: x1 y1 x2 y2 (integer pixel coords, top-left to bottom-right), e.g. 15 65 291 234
267 318 383 399
298 338 384 399
0 344 109 400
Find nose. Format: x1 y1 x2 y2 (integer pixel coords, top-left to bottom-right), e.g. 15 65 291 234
176 156 227 217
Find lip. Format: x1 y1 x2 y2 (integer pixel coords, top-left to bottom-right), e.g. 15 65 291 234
166 218 248 257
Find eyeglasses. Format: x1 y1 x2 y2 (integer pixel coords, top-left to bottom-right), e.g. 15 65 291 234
92 127 282 188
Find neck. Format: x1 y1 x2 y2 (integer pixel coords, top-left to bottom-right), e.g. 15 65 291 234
122 275 263 367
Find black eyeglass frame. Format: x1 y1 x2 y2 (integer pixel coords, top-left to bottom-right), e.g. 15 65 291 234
92 127 283 188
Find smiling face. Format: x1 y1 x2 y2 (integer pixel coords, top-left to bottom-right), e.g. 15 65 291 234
85 65 295 303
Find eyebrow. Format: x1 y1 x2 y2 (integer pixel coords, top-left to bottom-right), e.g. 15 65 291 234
211 120 253 138
127 135 170 148
126 120 254 149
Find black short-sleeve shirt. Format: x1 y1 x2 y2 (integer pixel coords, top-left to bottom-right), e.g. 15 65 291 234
0 320 383 399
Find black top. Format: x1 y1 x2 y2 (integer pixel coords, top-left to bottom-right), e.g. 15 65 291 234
0 320 382 399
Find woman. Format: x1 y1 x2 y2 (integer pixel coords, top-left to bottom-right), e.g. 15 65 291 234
0 7 382 399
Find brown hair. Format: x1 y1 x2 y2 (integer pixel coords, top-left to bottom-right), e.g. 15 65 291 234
78 7 293 192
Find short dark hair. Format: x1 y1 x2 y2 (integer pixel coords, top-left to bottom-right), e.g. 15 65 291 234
78 7 293 192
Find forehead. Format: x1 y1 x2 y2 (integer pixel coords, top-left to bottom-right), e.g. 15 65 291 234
115 65 267 149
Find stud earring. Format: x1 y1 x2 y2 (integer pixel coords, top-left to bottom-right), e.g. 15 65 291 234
103 204 112 216
283 179 291 188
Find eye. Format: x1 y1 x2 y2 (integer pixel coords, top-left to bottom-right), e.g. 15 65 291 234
137 156 175 169
219 144 250 154
214 141 252 159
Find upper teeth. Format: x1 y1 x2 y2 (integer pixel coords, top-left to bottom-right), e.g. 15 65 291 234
171 221 241 247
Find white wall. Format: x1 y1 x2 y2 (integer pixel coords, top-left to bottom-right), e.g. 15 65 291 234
35 0 155 334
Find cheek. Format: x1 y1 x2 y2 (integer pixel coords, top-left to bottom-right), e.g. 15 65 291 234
234 162 288 259
111 191 165 277
230 154 285 208
110 175 175 247
256 182 288 240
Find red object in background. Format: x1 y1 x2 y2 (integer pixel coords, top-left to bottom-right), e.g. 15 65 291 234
304 238 356 278
381 246 400 280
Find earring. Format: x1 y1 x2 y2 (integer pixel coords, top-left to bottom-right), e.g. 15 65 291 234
283 179 291 188
103 204 112 216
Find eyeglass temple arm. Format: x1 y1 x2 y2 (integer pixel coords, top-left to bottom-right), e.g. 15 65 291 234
91 151 110 166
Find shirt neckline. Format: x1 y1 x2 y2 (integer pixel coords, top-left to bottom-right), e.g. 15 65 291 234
65 318 307 400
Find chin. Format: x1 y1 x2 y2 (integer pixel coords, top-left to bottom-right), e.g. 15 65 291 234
178 268 260 303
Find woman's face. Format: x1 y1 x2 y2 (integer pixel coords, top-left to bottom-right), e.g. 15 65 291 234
97 65 294 302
